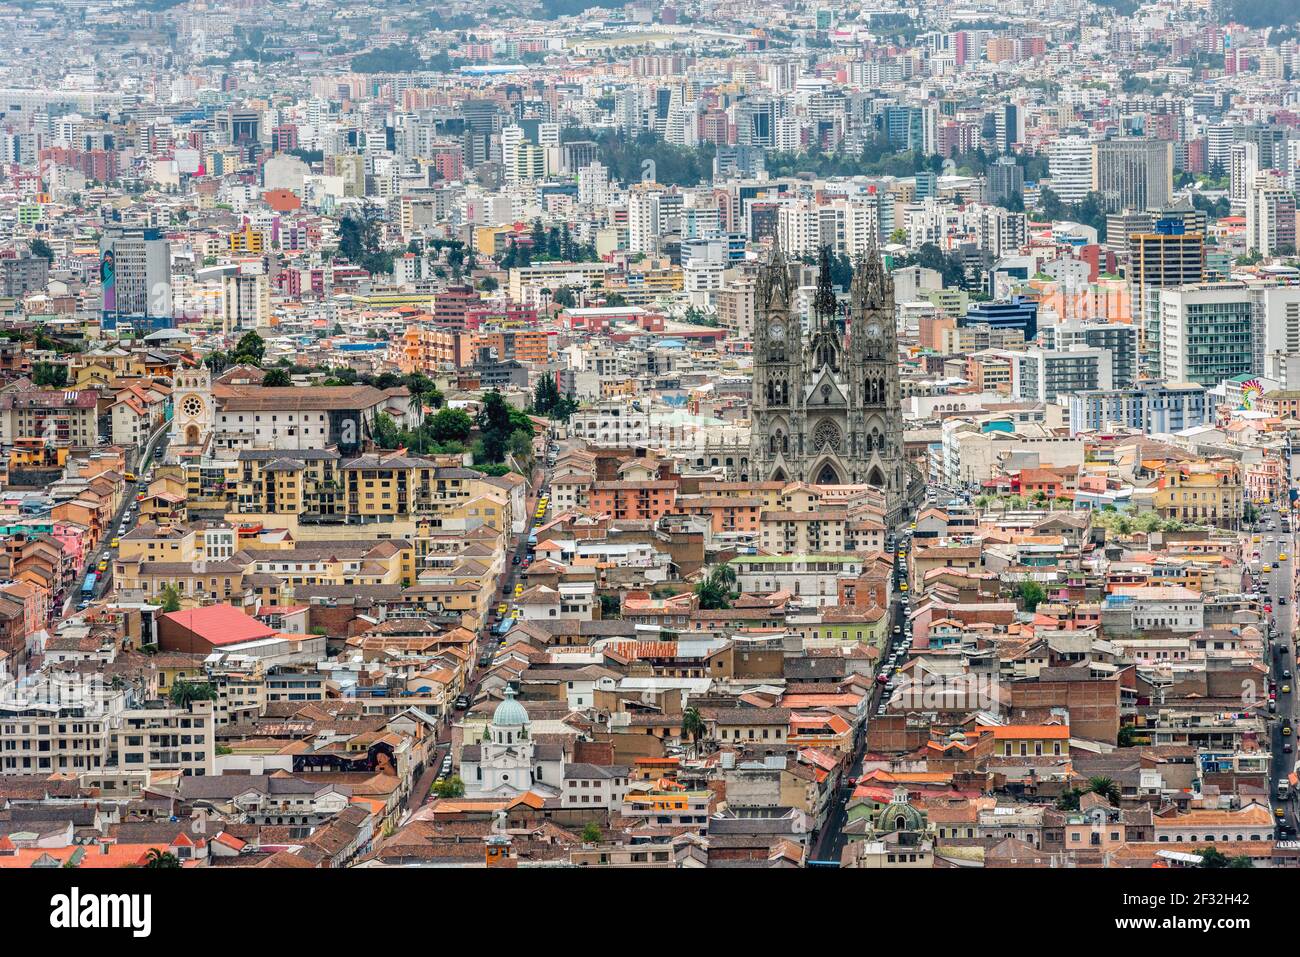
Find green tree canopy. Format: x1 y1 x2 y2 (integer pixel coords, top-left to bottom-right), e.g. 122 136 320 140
429 407 473 443
233 330 265 365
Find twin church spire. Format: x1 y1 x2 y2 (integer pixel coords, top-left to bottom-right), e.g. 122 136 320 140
749 238 905 520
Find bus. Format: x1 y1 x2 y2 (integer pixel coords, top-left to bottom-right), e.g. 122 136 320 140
81 572 97 597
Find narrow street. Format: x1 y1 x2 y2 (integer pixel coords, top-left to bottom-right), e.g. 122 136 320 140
810 522 912 865
1259 503 1300 836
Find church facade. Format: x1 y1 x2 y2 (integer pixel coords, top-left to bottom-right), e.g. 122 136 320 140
749 245 913 525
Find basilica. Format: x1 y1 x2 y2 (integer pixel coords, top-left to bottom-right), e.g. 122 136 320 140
749 243 912 525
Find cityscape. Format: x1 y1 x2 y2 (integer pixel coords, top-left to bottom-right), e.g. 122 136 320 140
0 0 1297 879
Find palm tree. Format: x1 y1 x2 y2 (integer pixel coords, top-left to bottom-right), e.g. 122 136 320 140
1086 775 1120 805
681 707 706 756
407 392 424 453
143 849 180 869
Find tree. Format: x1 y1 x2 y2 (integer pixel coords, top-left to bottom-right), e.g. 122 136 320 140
1197 846 1229 869
532 376 563 416
31 361 67 387
682 706 706 755
233 330 265 365
430 775 465 799
1017 580 1046 612
339 204 393 275
29 237 54 261
159 585 181 613
475 391 515 464
169 678 218 707
350 42 427 73
142 849 181 869
1085 775 1120 805
581 821 603 843
508 429 534 464
262 368 291 387
429 407 472 443
370 412 404 450
1055 787 1082 810
694 564 738 610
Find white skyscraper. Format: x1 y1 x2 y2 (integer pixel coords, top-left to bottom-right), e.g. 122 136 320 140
578 161 610 208
1229 141 1258 213
1048 136 1094 204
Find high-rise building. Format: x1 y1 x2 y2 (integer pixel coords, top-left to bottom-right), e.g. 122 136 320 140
987 156 1024 204
1245 171 1297 256
1067 383 1211 435
1039 321 1140 388
1128 219 1205 377
1011 347 1114 403
578 161 610 208
1092 138 1173 213
1158 283 1254 386
994 104 1022 153
628 183 665 254
98 227 171 331
1228 141 1258 213
222 271 271 333
1048 136 1094 204
1254 284 1300 386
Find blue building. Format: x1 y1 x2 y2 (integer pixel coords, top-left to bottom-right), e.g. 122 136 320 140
961 296 1038 340
1067 383 1211 436
881 105 926 151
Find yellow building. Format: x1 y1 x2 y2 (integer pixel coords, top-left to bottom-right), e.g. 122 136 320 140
228 226 266 254
1153 459 1244 529
114 539 415 606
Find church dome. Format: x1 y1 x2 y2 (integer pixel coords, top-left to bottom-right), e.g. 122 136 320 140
492 686 530 728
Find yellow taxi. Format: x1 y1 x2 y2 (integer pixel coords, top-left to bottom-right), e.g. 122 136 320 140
899 582 909 592
1264 564 1273 573
496 602 508 616
1277 806 1287 818
1254 535 1262 543
1281 553 1290 562
97 560 108 572
514 583 524 596
110 538 120 549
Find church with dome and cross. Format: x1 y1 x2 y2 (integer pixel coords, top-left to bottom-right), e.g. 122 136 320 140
749 242 915 525
460 686 563 800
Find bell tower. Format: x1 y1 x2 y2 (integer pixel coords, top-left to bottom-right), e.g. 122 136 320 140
171 361 213 451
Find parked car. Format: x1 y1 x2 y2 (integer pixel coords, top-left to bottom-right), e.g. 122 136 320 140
455 695 471 710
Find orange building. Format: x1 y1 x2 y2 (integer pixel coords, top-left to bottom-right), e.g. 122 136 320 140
669 494 762 533
587 480 679 522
